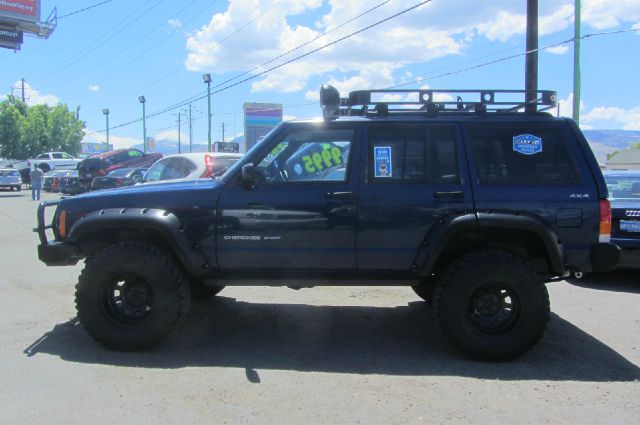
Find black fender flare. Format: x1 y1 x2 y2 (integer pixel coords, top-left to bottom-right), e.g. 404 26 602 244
414 212 566 277
67 208 210 277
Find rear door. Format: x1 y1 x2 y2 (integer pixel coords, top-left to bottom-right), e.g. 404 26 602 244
356 123 473 270
464 121 599 253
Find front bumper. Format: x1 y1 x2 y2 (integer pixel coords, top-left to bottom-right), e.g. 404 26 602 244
34 200 81 266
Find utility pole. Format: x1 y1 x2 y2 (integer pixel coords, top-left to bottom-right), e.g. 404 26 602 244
21 78 25 103
525 0 539 113
189 104 193 153
177 112 182 154
203 73 212 152
573 0 581 125
221 122 226 144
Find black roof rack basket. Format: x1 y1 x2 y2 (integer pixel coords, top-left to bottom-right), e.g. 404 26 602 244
320 86 557 120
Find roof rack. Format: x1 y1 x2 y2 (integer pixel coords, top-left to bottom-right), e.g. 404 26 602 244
320 85 557 120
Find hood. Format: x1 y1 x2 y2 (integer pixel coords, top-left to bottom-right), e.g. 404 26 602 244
60 178 222 217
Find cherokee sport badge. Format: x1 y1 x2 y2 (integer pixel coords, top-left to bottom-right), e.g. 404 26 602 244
513 134 543 155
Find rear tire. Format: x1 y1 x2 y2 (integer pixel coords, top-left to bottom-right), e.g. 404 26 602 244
75 242 191 351
434 249 550 361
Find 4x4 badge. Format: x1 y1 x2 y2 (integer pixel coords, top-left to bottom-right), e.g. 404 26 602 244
513 134 543 155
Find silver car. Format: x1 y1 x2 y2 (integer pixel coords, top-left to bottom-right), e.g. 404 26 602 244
0 168 22 191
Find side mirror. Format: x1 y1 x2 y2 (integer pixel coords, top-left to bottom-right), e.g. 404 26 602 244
133 175 142 183
241 163 258 187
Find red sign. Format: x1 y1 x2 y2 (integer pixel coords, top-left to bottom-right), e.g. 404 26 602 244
0 0 38 19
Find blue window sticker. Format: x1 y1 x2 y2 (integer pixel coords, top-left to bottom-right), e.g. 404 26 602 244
374 146 392 178
513 134 543 155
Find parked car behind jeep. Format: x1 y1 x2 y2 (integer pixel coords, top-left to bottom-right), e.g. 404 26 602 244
91 167 147 191
604 170 640 269
77 149 161 192
143 152 242 183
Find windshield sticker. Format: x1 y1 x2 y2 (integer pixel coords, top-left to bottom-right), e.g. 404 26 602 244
293 163 303 176
374 146 392 178
513 134 543 155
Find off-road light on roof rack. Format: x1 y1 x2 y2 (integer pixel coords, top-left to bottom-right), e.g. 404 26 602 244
319 85 557 120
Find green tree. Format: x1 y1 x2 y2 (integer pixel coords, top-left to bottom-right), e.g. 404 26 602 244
0 95 85 160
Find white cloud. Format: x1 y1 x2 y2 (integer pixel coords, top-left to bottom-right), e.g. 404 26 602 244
11 80 59 106
88 84 100 92
168 18 182 30
283 114 297 121
184 1 640 96
83 132 140 150
582 106 640 130
156 130 188 141
546 45 569 55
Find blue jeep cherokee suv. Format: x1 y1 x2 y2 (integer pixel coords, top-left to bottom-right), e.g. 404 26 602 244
35 86 620 360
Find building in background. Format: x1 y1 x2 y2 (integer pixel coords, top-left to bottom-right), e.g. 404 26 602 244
243 103 283 152
605 149 640 170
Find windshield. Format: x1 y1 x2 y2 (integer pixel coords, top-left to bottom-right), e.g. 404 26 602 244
108 168 134 177
605 174 640 200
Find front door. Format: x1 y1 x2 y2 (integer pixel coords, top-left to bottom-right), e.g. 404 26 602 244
217 124 359 271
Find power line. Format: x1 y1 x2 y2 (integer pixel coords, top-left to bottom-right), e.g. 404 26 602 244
388 27 640 89
88 0 392 119
86 0 434 133
90 15 640 135
212 0 393 90
58 0 116 19
31 0 166 82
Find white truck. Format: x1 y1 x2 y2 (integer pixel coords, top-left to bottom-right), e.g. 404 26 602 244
13 152 82 173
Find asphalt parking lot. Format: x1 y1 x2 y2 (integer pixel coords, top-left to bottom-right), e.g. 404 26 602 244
0 188 639 424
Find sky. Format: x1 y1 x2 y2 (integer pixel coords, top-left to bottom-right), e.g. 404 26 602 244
1 0 640 150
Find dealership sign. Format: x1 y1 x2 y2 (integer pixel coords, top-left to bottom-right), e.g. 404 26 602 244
0 26 22 43
0 0 40 23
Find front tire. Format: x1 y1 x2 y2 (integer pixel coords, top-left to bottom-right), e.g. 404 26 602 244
434 249 550 361
75 242 191 351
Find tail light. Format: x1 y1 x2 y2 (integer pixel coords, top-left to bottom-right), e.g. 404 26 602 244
201 154 214 178
599 199 612 242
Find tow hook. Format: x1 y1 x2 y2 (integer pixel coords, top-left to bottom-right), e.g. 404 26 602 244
573 271 583 279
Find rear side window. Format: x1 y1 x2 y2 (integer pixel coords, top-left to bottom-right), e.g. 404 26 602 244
468 126 579 185
369 125 459 183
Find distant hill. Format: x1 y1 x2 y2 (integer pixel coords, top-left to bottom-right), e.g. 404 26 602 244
133 135 245 155
582 130 640 164
129 130 639 164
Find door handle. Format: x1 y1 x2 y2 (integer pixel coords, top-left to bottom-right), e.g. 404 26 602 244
434 191 465 199
325 191 354 200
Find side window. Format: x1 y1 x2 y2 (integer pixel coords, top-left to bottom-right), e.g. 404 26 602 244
162 159 186 180
52 153 64 159
369 125 459 183
61 153 72 159
255 129 353 183
145 160 168 182
468 126 579 184
37 154 49 159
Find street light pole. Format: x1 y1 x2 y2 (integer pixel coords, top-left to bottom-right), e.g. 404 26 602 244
138 96 146 153
203 73 212 152
102 108 110 151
